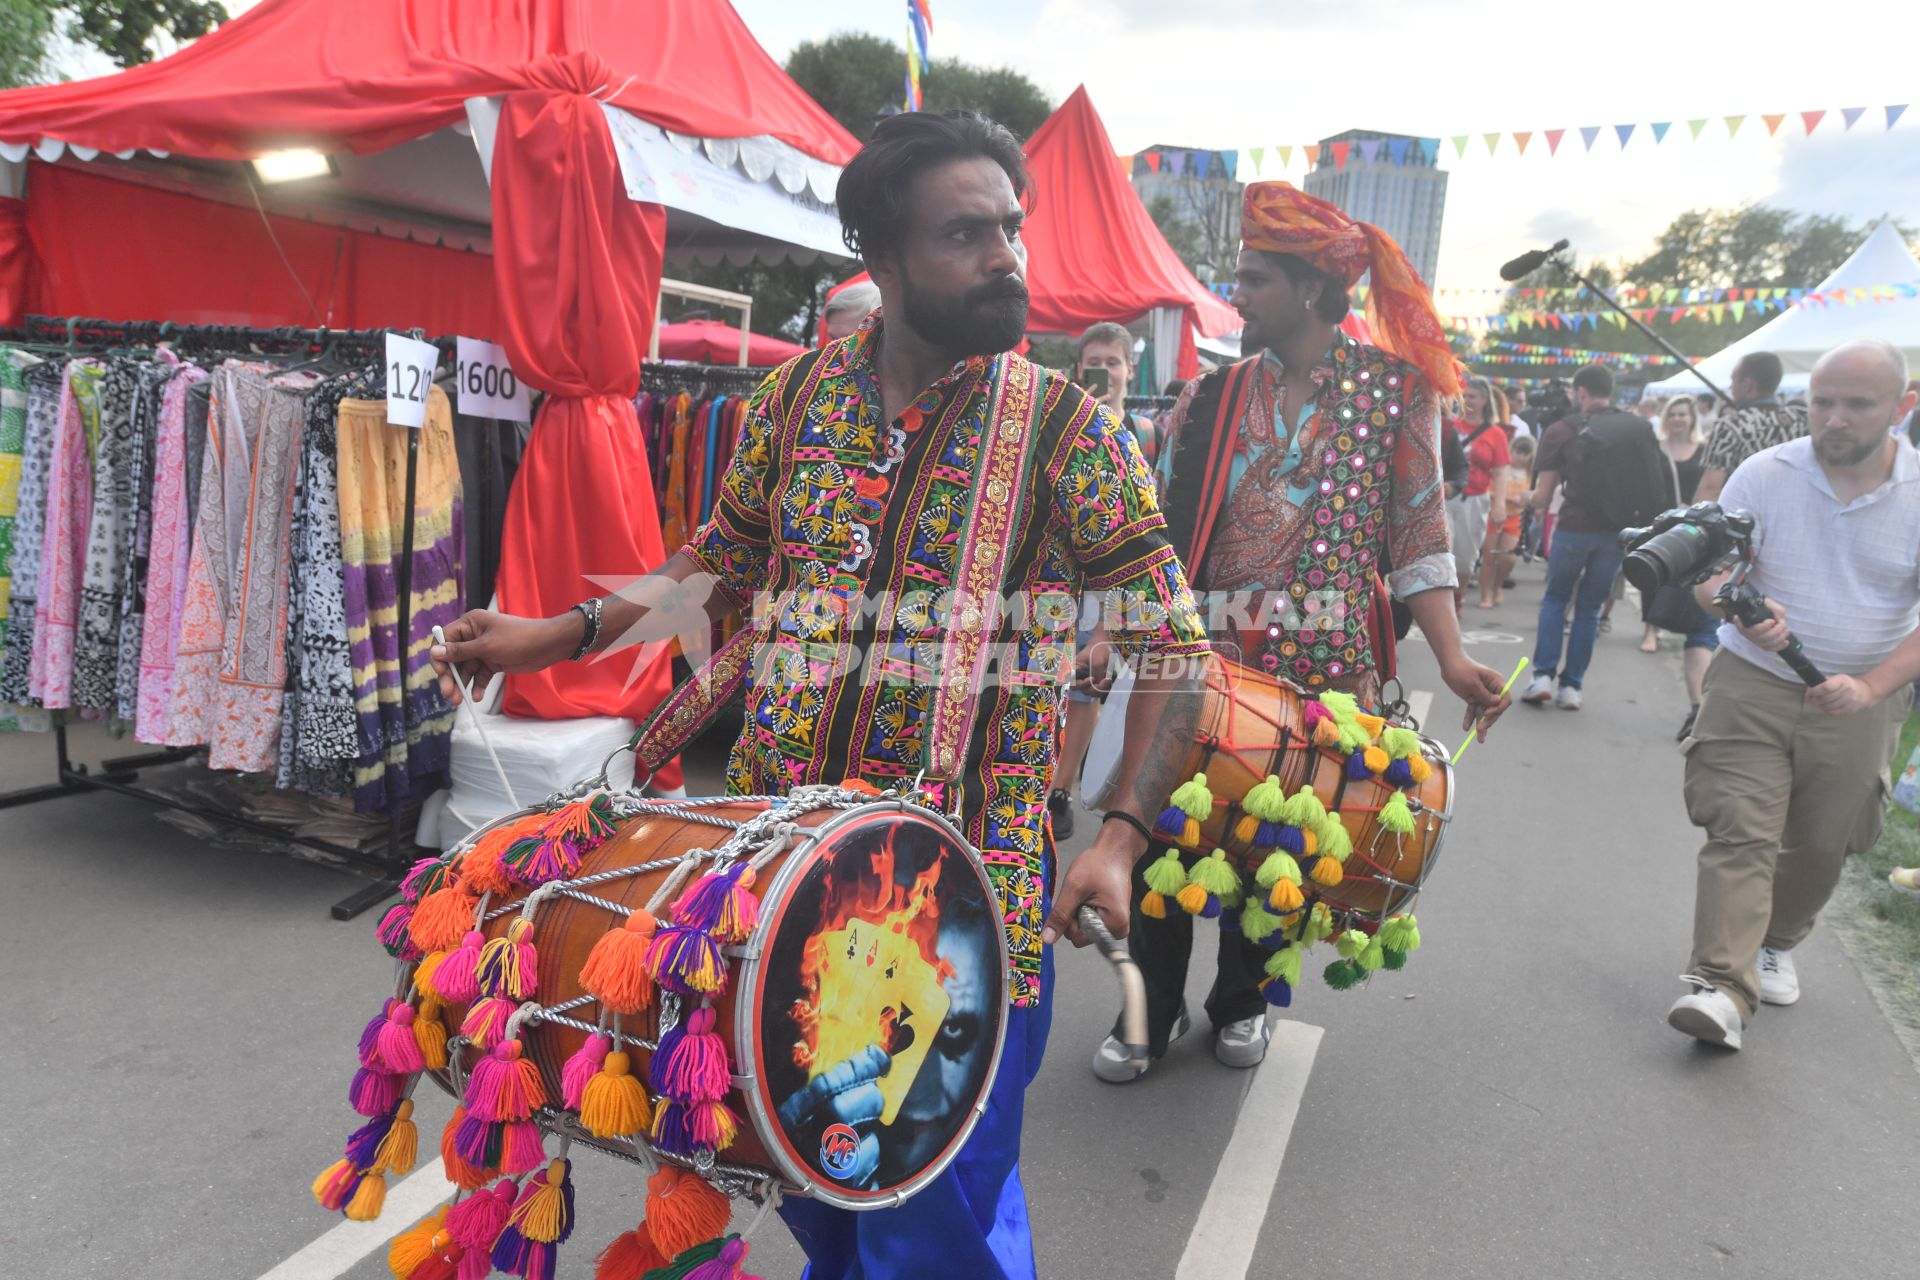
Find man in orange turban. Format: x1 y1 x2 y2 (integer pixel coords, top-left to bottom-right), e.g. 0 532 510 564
1088 182 1509 1083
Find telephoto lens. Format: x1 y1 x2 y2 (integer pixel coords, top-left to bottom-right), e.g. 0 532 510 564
1621 520 1717 593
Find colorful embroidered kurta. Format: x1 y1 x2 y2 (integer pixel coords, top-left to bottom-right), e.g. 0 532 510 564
1 359 65 721
135 363 209 743
30 359 102 709
71 357 140 714
1158 334 1454 701
683 318 1208 1005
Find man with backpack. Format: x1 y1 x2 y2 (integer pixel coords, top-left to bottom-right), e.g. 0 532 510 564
1521 364 1677 710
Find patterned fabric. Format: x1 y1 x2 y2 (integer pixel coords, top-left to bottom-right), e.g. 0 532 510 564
111 358 176 721
277 367 378 798
683 315 1208 1005
336 390 462 814
1 359 65 719
135 363 209 742
168 364 315 770
0 349 34 731
1158 334 1454 697
1238 181 1461 398
70 358 141 713
1700 397 1809 480
30 359 102 709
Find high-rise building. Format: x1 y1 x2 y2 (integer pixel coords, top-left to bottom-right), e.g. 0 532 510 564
1128 144 1243 283
1301 130 1447 285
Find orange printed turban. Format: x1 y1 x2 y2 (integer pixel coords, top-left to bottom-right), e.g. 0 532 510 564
1240 182 1461 398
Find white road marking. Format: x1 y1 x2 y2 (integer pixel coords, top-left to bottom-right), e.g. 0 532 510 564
256 1166 457 1280
1174 1020 1325 1280
1405 689 1433 732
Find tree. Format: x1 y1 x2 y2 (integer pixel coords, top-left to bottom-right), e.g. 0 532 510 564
1147 193 1207 272
0 1 228 86
785 31 1053 142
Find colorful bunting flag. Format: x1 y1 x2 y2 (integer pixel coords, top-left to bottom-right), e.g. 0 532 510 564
1615 123 1636 148
1725 115 1745 136
1800 110 1824 135
1762 113 1785 136
1546 128 1565 155
1218 150 1238 179
1451 135 1469 157
1276 145 1292 168
1386 138 1408 165
1332 141 1350 169
1483 131 1502 155
1145 151 1162 172
1166 151 1186 175
1688 118 1708 139
1249 146 1266 173
1514 130 1532 154
1651 121 1671 143
1890 104 1909 129
1193 151 1211 178
1579 125 1601 151
1360 138 1383 165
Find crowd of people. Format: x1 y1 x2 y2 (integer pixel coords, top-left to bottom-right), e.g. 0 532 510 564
426 107 1920 1279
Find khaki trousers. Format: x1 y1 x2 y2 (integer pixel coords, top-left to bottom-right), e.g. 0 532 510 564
1683 650 1911 1020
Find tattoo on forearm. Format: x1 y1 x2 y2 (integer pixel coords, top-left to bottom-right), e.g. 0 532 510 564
1130 666 1205 817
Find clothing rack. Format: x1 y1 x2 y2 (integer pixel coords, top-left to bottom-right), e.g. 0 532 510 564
640 360 767 394
0 316 453 920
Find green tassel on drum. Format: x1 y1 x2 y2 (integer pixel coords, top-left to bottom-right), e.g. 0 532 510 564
1140 849 1188 919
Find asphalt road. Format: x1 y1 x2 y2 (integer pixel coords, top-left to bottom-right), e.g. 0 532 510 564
5 565 1917 1279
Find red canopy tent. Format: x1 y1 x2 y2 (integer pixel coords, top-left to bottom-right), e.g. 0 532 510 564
1019 86 1241 381
657 318 806 366
0 0 857 751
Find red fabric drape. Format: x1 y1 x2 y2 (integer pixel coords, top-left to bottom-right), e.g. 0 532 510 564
0 195 29 327
488 54 678 783
18 164 498 332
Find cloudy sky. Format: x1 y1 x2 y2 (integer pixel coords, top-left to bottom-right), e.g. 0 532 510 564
733 0 1920 293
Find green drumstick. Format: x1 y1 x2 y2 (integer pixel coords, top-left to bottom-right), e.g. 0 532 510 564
1449 656 1529 766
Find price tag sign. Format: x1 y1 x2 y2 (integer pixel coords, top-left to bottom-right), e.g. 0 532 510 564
385 332 440 429
455 336 532 423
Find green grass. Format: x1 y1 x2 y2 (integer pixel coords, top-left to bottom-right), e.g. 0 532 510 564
1829 711 1920 1053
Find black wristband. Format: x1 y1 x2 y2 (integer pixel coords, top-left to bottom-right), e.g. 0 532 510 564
568 597 604 661
1101 810 1154 846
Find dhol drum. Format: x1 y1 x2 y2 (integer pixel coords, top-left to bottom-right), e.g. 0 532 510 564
314 780 1011 1278
1083 653 1451 1000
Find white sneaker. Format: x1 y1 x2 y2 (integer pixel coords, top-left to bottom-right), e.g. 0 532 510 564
1214 1015 1271 1068
1556 685 1583 711
1092 1007 1190 1083
1521 673 1556 705
1757 947 1800 1006
1667 977 1743 1050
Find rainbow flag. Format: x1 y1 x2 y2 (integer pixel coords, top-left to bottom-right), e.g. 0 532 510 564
905 0 932 111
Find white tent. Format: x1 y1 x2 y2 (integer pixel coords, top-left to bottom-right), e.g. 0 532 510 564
1646 221 1920 398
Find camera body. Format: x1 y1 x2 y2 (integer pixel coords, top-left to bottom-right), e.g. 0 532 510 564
1619 502 1753 595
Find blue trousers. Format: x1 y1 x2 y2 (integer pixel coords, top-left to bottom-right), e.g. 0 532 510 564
779 942 1054 1279
1532 528 1625 690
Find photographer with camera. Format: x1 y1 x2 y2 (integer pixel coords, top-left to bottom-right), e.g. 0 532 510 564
1520 364 1676 710
1664 340 1920 1052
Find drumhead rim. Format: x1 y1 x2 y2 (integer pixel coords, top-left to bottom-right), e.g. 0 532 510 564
733 797 1012 1211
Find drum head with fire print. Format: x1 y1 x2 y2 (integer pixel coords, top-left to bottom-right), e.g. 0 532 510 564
741 804 1007 1208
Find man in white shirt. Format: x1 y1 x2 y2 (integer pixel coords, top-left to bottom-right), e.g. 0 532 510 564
1668 340 1920 1051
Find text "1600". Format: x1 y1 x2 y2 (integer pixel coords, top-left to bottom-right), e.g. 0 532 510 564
458 360 518 403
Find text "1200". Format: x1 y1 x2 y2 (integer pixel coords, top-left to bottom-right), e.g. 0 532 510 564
388 361 431 404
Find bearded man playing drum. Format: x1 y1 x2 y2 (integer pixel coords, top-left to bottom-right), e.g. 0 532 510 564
431 110 1208 1280
1085 183 1511 1082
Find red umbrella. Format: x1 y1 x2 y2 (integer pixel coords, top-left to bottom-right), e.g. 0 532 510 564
654 319 807 366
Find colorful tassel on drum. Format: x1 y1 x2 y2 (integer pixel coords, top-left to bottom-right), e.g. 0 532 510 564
346 1099 419 1177
651 1007 732 1103
1379 791 1417 835
360 1002 428 1076
1313 815 1352 865
641 1166 734 1261
401 856 456 905
1140 849 1188 919
594 1223 669 1280
501 1119 548 1177
433 930 485 1005
458 816 538 897
414 998 449 1071
461 997 515 1052
502 794 619 888
646 920 729 998
1154 772 1212 848
1303 697 1341 748
650 1098 739 1158
350 1066 405 1119
672 862 762 945
1323 957 1365 990
683 1237 755 1280
1319 692 1371 754
581 1051 653 1139
562 1031 614 1110
1381 726 1423 787
464 1039 547 1124
311 1157 385 1220
1254 849 1304 914
490 1157 576 1280
478 919 541 1002
440 1107 493 1190
1260 946 1302 1007
1179 848 1242 918
1380 914 1421 970
580 909 659 1015
1234 774 1289 848
1240 898 1287 948
409 879 480 955
447 1181 517 1280
387 1205 455 1280
378 902 423 961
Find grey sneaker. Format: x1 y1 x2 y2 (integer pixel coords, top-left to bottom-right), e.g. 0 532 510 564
1092 1007 1190 1083
1214 1014 1272 1068
1757 947 1800 1006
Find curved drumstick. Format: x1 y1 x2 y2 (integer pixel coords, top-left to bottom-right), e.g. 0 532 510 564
1077 906 1148 1072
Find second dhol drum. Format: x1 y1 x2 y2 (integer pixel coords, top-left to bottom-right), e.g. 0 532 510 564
1083 653 1451 999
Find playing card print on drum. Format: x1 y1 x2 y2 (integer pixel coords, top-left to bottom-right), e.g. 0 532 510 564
743 807 1007 1208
